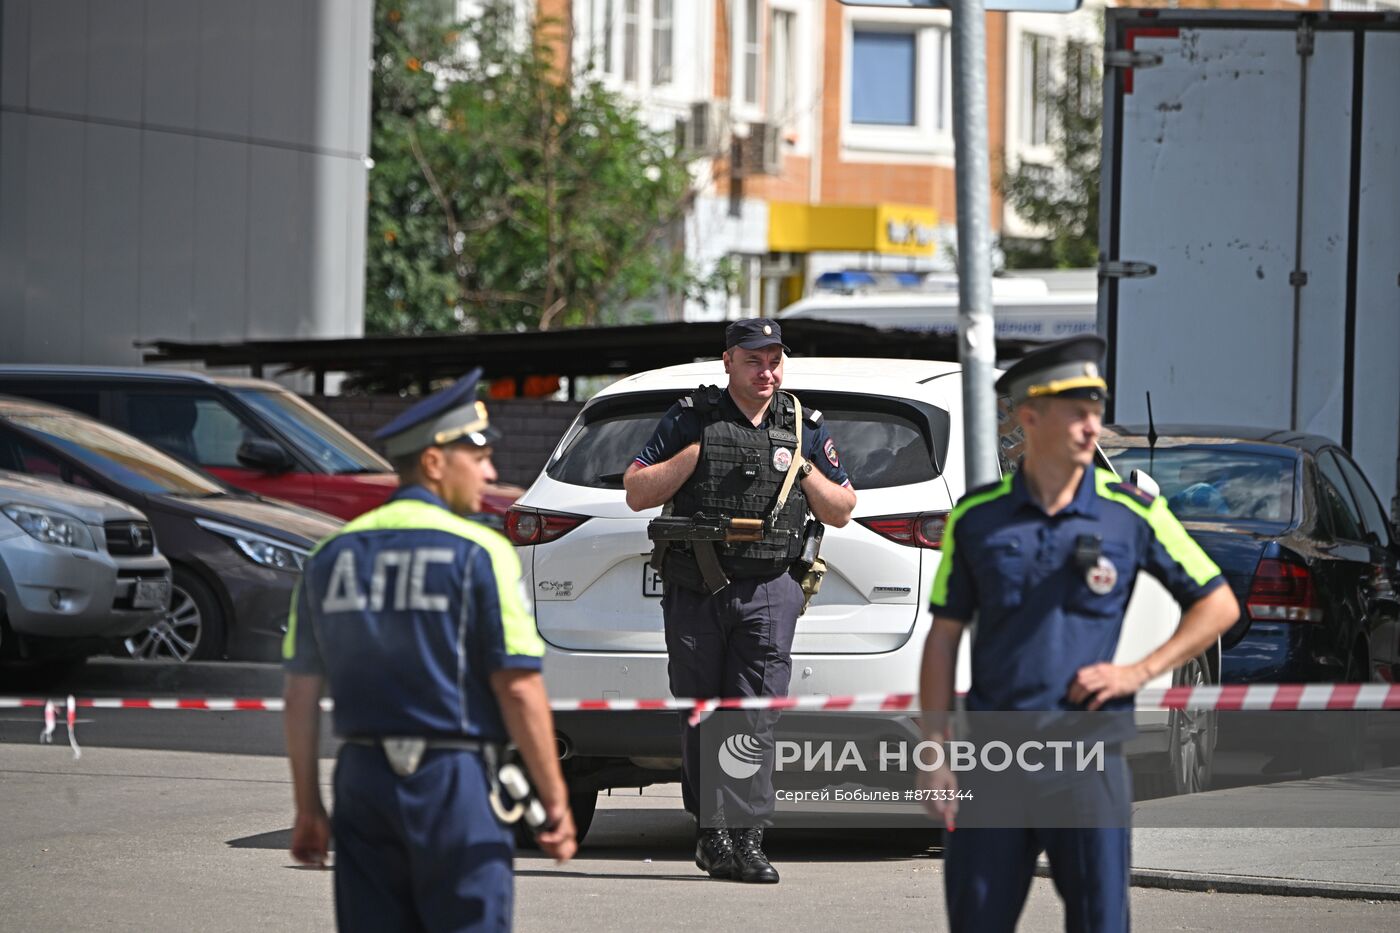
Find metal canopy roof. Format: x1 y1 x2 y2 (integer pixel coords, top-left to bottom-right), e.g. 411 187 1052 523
140 320 1038 394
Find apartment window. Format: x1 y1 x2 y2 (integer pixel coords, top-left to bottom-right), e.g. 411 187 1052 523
851 30 917 126
1021 33 1053 147
768 9 796 125
602 0 615 74
623 0 640 83
651 0 673 85
1066 40 1097 118
743 0 761 106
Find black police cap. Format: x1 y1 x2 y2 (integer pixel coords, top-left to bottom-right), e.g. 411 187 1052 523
725 318 790 352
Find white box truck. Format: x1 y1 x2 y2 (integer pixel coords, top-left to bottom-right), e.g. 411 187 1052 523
1099 8 1400 516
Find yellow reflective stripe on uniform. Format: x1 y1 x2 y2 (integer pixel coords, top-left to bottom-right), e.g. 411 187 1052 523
282 580 301 661
312 498 546 659
930 474 1014 607
1094 469 1221 587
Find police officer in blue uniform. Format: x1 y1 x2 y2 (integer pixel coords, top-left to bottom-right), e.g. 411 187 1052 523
283 369 576 932
624 319 857 884
917 336 1239 932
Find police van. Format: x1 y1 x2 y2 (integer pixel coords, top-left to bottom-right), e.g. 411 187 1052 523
508 358 1214 841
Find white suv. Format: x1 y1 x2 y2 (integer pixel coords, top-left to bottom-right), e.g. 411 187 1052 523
509 358 1213 839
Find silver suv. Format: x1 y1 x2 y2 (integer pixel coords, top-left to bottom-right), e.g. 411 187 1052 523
0 470 171 678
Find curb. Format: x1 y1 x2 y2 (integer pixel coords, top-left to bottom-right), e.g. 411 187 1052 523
1034 863 1400 902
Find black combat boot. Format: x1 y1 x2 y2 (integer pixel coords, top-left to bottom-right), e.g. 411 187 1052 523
731 827 780 884
695 828 738 879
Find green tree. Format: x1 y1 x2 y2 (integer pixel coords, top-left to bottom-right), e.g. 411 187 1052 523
1000 39 1101 270
365 1 700 334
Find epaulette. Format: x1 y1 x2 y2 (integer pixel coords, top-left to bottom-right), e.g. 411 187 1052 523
1107 481 1157 508
804 407 823 426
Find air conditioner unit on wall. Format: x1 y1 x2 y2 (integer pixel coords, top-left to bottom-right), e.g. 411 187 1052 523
681 100 729 157
739 121 783 176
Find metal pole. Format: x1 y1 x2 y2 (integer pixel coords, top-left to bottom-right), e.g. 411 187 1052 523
950 0 999 489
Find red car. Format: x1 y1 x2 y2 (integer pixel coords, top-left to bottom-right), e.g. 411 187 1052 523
0 367 521 524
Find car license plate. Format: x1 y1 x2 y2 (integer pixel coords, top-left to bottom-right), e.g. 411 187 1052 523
133 579 171 610
642 562 664 597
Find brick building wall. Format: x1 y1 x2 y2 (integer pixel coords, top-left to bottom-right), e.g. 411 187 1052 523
307 395 583 488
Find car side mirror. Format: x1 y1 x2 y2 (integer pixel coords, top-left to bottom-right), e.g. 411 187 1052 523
236 438 294 474
1129 468 1161 499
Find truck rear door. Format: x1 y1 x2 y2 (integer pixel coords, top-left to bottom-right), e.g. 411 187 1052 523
1100 11 1400 513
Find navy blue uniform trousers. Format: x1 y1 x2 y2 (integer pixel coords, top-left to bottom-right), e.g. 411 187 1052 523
662 570 804 826
333 744 514 933
943 752 1132 933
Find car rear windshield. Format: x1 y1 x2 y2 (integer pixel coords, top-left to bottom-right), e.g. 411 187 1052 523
232 388 390 474
547 391 945 490
1100 445 1296 525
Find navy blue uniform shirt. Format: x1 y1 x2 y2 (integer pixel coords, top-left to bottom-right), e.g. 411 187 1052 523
283 485 545 741
634 388 852 488
930 467 1224 714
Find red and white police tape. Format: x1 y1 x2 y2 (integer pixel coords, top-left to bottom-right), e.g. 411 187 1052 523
2 682 1398 715
3 684 1397 755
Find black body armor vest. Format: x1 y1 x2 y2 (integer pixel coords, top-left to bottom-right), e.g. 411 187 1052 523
667 386 808 581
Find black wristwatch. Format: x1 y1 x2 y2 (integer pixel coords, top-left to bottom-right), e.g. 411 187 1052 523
797 460 814 480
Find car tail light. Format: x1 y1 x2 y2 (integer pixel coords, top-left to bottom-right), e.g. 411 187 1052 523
1246 556 1324 623
505 507 588 546
858 512 949 549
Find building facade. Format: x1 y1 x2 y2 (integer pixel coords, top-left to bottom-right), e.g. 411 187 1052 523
555 0 1354 321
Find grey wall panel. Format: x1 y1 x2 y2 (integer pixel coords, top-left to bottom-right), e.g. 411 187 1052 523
0 114 29 351
196 0 253 138
24 117 86 362
29 0 88 115
138 133 196 342
248 147 312 336
250 0 315 149
347 0 372 153
192 138 250 341
1 0 372 366
144 0 200 130
80 123 142 363
342 161 368 337
1 1 31 108
313 0 354 153
307 152 351 336
87 0 145 124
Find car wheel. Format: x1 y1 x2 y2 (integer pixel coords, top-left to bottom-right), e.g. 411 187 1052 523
514 787 599 850
1167 652 1216 795
125 569 226 662
1133 651 1216 800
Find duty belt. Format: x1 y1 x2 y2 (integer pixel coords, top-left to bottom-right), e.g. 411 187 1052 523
344 736 540 827
345 736 492 777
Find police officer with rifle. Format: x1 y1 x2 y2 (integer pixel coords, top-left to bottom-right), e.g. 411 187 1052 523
624 319 857 884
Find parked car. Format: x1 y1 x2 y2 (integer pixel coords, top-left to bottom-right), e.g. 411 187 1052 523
508 358 1213 840
0 397 341 662
0 470 171 680
1100 425 1400 774
0 366 521 524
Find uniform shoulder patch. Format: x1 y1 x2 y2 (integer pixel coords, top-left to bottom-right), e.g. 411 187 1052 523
1107 481 1157 508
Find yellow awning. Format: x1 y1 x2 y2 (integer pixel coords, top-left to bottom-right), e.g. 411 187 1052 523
768 201 938 256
